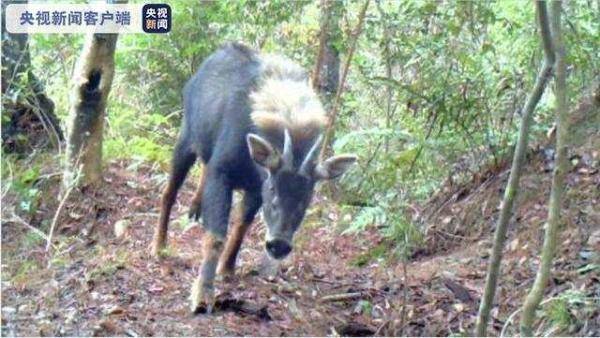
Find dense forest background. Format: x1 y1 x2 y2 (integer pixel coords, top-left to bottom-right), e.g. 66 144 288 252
1 1 599 336
9 0 599 244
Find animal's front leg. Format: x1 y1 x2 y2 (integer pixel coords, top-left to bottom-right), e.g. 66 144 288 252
189 168 232 313
190 232 223 313
217 190 262 276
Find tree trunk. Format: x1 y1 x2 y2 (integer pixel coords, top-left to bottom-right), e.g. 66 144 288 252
312 0 341 109
64 33 118 188
320 0 370 160
1 0 63 153
520 1 568 335
475 1 556 336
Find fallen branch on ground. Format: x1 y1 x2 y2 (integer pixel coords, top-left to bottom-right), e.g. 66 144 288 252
9 213 56 251
320 292 363 302
46 166 82 251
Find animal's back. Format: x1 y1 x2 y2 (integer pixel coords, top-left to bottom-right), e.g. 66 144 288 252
182 42 326 173
182 42 261 163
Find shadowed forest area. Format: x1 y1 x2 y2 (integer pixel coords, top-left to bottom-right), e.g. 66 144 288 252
1 0 599 336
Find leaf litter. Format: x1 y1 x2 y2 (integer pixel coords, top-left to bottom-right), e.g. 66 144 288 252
1 144 599 336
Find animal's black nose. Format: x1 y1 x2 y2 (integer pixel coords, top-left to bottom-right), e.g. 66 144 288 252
266 239 291 259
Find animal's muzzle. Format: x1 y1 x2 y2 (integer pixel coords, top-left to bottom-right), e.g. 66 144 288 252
265 239 291 259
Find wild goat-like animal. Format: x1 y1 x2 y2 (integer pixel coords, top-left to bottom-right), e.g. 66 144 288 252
151 42 357 312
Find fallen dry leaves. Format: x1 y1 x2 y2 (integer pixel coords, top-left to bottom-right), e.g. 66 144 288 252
1 145 599 336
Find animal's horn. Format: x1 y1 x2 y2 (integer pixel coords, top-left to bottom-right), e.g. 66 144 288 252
299 134 323 177
282 129 294 169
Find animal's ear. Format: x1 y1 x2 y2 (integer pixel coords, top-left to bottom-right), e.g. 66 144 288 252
247 134 281 171
314 154 358 180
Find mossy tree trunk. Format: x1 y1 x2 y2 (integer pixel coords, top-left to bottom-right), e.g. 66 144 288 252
475 1 556 335
64 33 118 188
312 0 342 109
1 0 63 153
520 1 569 335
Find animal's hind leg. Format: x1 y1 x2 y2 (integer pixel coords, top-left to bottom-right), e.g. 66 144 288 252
151 140 196 257
188 164 207 221
217 190 262 276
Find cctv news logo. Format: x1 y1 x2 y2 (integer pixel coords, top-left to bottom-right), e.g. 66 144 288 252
5 3 171 34
142 4 171 33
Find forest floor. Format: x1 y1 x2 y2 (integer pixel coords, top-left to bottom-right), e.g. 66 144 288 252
1 131 599 336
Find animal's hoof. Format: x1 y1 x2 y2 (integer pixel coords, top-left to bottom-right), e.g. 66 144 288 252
189 278 215 314
188 203 202 221
216 263 235 279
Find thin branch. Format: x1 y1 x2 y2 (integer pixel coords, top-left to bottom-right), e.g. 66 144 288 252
9 213 56 251
320 0 370 159
500 296 559 337
475 1 556 335
1 159 14 201
398 257 408 336
46 185 76 251
320 292 363 302
46 165 82 252
520 1 569 335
